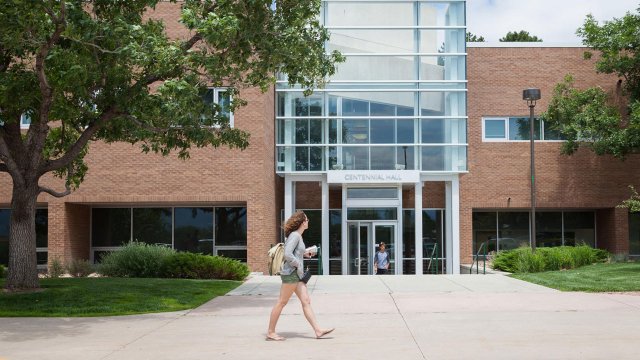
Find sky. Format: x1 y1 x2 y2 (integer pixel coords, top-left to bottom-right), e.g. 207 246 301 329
467 0 639 43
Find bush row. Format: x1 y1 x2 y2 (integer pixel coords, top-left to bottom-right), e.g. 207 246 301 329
492 245 609 273
48 258 95 278
0 264 6 278
98 242 249 281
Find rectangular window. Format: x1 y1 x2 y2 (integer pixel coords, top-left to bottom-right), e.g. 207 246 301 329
630 212 640 255
174 207 214 255
347 208 397 221
215 207 247 247
92 208 132 247
202 88 234 128
0 208 48 267
20 113 31 129
133 208 172 246
483 117 565 142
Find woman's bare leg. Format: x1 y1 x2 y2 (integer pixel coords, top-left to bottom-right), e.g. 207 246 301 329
267 283 297 340
294 282 334 338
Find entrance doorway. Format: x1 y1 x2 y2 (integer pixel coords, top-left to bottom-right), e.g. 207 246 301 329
347 221 396 275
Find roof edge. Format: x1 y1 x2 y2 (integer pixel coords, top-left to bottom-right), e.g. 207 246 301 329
467 42 586 48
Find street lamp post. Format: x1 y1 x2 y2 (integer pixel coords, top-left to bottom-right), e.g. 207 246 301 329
523 88 541 252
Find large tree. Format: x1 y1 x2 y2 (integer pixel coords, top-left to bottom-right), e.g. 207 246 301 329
542 10 640 209
499 30 542 42
0 0 342 290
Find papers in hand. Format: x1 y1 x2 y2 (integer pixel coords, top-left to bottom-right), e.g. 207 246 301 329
305 245 318 256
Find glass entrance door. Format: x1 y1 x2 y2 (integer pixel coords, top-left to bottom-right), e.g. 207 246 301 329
374 224 395 274
348 222 396 275
348 222 371 275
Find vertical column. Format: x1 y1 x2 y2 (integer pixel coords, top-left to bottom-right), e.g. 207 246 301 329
321 177 329 275
341 183 348 275
284 92 293 172
445 177 461 274
415 180 423 274
284 176 294 222
397 185 403 275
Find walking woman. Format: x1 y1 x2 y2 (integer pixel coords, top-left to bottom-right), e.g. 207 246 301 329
267 210 335 341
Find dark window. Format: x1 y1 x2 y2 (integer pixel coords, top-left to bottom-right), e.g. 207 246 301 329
92 208 132 247
174 208 214 255
0 209 10 265
133 208 172 246
630 212 640 255
347 208 397 220
35 209 48 248
563 212 595 247
215 207 247 246
536 212 563 248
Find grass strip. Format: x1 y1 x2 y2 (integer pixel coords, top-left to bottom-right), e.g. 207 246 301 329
512 262 640 292
0 277 240 317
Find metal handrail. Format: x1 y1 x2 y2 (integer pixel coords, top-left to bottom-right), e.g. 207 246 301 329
470 242 487 274
426 243 439 274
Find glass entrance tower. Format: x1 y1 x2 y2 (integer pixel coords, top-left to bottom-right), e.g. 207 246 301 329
276 0 467 274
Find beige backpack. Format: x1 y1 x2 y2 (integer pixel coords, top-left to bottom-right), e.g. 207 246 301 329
268 243 285 275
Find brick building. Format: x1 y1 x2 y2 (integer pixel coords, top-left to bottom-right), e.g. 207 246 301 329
1 1 638 275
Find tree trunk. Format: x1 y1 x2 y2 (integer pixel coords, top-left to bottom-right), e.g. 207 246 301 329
5 184 40 291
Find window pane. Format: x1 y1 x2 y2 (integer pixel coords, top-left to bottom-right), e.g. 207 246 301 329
421 146 444 171
342 99 369 117
174 208 214 255
343 119 369 144
371 119 395 144
310 147 323 171
217 90 231 120
295 97 309 116
422 119 445 143
329 210 342 275
343 146 369 170
35 209 48 248
397 119 414 144
309 97 322 116
536 212 563 247
295 119 309 144
36 251 47 265
215 207 247 246
371 146 395 170
133 208 172 246
396 146 414 170
509 117 541 140
630 213 640 255
498 212 530 250
328 29 414 54
543 120 565 140
485 119 506 139
0 209 9 265
563 212 595 247
309 120 322 144
295 147 309 171
419 2 465 27
327 2 413 26
424 209 444 274
473 212 497 254
347 188 397 199
347 208 397 220
92 208 131 247
217 249 247 263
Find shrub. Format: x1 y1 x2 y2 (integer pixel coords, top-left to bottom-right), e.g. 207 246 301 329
67 259 94 277
492 245 609 273
49 257 65 278
99 241 175 278
162 252 249 281
0 264 6 278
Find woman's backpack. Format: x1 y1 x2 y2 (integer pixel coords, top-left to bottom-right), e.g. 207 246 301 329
268 243 285 275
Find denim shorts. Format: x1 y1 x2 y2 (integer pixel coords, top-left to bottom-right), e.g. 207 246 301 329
280 273 300 284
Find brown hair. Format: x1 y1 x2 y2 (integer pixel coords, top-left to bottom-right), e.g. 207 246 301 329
283 210 307 238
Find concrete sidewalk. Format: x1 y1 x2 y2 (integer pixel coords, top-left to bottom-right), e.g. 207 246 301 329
1 275 640 360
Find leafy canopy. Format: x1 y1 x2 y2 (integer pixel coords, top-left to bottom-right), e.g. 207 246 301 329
499 30 542 42
0 0 342 194
542 9 640 211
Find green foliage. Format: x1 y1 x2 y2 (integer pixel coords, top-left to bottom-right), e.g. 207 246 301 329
161 252 249 281
98 241 175 278
0 264 6 278
466 32 485 42
618 185 640 213
499 30 542 42
66 259 94 278
48 258 65 278
492 246 609 273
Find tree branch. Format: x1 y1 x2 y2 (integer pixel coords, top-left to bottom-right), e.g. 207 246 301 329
0 132 25 186
39 185 71 198
39 107 120 174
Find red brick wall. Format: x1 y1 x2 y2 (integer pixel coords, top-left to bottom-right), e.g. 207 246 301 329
464 45 640 263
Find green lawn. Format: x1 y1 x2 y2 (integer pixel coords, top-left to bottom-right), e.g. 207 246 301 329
0 277 241 317
512 262 640 292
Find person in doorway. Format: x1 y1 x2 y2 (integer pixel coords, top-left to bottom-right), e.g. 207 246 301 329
374 242 390 275
267 210 335 341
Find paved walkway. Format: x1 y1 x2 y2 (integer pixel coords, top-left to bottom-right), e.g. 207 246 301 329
1 275 640 360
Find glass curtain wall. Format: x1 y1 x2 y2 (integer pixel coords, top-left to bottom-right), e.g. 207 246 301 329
276 0 467 173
